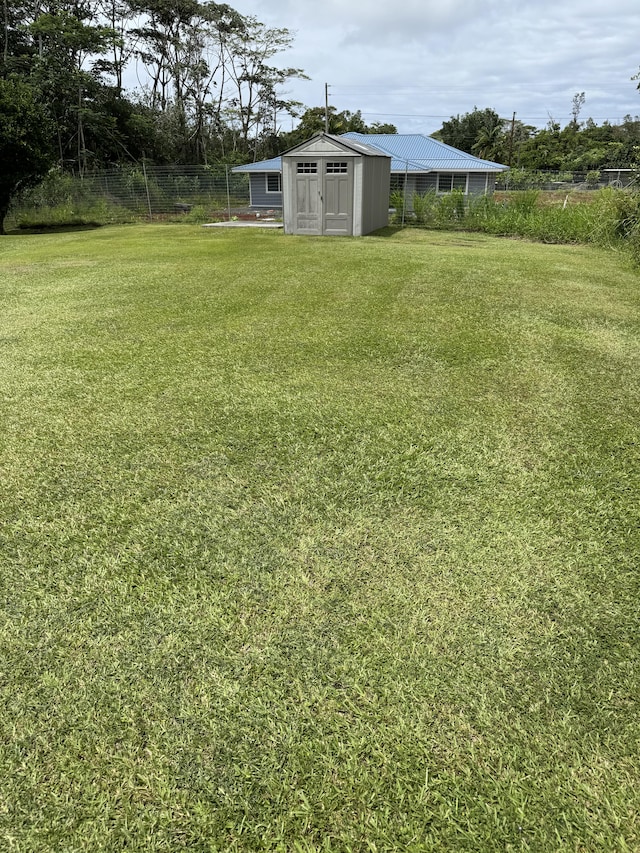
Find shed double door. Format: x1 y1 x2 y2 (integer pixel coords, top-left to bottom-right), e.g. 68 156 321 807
294 158 353 235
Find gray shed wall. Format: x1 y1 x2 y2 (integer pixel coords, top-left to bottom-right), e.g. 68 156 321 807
360 156 391 234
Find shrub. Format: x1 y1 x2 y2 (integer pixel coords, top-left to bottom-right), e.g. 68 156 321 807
465 193 500 228
389 189 406 224
500 168 547 190
411 190 437 224
587 188 640 246
508 190 539 215
181 205 210 224
435 189 466 225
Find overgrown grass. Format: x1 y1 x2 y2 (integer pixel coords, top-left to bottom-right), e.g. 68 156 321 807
395 187 640 262
1 226 639 851
12 199 138 229
5 167 251 232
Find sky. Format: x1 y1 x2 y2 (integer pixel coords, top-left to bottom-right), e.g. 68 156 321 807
233 0 640 135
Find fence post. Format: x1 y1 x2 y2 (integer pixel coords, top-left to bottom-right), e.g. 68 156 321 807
225 166 232 221
142 158 153 221
402 160 409 226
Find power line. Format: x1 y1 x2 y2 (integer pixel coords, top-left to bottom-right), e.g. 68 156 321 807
354 110 638 124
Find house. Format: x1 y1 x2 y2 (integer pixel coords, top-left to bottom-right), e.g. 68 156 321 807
233 132 509 210
280 133 390 236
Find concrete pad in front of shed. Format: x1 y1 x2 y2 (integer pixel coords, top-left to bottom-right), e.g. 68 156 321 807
202 221 283 228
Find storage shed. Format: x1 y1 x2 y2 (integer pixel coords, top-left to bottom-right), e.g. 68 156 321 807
281 133 391 236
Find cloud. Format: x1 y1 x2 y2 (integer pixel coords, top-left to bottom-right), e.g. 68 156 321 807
236 0 640 132
323 0 486 45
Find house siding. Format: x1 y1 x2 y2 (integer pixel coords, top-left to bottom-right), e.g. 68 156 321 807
249 174 283 208
407 172 495 196
469 173 493 194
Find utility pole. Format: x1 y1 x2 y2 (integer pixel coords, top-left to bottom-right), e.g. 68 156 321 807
325 83 330 133
508 112 516 166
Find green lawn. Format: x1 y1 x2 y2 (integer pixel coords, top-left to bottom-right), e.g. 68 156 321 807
1 225 639 851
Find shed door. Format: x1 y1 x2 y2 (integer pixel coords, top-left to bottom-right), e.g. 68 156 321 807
323 160 353 236
294 161 321 234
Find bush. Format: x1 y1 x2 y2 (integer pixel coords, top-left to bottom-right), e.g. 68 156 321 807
508 190 539 215
466 193 502 227
389 189 406 224
180 205 211 224
434 189 466 225
500 168 547 190
411 190 437 224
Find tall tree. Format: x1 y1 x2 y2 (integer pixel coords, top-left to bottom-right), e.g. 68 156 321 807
220 16 306 160
437 106 504 156
471 113 505 161
23 1 117 172
277 106 397 152
130 3 305 163
570 91 586 129
95 0 137 94
0 77 55 233
2 0 309 169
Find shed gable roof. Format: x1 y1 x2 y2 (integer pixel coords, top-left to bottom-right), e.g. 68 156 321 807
282 132 389 159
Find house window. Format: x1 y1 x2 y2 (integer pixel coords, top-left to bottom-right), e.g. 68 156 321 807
437 173 467 193
266 174 281 193
326 161 348 173
296 162 317 173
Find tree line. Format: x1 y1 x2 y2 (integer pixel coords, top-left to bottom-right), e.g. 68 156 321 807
1 0 311 169
435 99 640 174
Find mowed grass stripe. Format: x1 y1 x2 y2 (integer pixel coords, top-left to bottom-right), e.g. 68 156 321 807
0 226 639 851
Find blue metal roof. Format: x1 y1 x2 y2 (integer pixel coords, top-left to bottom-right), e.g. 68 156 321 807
343 133 508 172
233 133 508 174
234 156 282 173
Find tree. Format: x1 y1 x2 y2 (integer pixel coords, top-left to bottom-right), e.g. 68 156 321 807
129 5 305 163
437 107 504 155
471 114 504 161
277 106 397 152
96 0 138 94
16 1 119 172
570 91 585 129
2 0 33 73
0 77 56 233
220 16 306 160
2 0 311 170
368 121 398 134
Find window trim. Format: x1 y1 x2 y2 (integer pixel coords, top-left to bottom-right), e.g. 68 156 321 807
326 161 348 174
437 173 468 194
266 173 282 193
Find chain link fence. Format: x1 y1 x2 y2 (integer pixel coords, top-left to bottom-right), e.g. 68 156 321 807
495 168 636 191
8 162 637 231
10 164 251 227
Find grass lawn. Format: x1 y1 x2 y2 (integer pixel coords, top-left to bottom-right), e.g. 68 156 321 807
1 225 639 851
